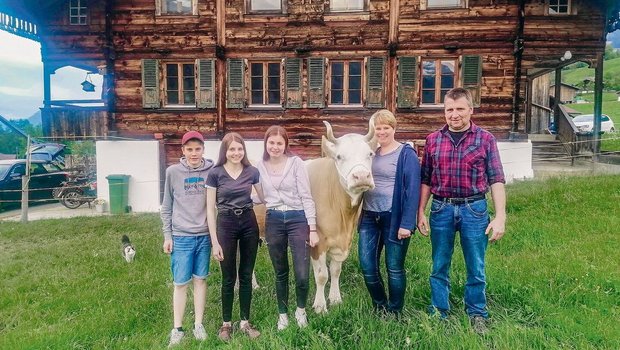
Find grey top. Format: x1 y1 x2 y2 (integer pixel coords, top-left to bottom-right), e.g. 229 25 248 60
160 157 214 240
206 165 260 210
363 144 403 212
257 156 317 225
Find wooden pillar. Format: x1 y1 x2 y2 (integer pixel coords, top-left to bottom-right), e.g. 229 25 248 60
593 51 604 160
525 77 532 134
42 62 52 137
386 0 399 111
553 67 562 132
215 0 226 136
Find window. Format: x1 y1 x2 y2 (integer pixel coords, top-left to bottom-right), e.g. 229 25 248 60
421 59 456 105
69 0 87 25
330 0 365 12
426 0 466 9
248 0 283 13
165 63 195 106
250 62 281 105
329 61 363 105
548 0 570 15
160 0 194 15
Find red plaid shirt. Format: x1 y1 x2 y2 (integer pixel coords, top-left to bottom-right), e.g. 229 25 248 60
421 122 505 198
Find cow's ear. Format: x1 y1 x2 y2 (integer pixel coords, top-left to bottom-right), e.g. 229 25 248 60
321 136 337 159
368 137 378 152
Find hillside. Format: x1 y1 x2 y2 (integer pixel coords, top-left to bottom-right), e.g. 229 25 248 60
562 57 620 89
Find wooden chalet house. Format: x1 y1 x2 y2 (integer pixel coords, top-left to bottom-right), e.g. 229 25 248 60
1 0 619 164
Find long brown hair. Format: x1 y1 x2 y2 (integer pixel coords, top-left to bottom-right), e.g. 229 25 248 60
262 125 293 161
216 132 251 167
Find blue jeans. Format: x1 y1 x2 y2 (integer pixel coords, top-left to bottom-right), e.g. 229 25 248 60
358 210 410 313
170 235 212 285
428 198 490 318
265 209 310 314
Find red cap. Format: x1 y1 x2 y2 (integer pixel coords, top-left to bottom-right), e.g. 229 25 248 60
181 131 204 145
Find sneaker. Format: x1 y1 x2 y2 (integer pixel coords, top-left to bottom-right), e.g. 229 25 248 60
471 316 489 335
239 322 261 339
294 308 308 328
277 314 289 331
168 328 184 348
217 324 232 342
193 323 207 341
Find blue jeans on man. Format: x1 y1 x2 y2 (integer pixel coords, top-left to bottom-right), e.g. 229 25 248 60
358 210 410 314
429 198 490 318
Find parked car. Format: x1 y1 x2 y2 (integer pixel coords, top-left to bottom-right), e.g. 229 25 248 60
0 159 69 209
572 114 616 133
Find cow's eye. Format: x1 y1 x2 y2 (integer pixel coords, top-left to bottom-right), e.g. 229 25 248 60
369 152 375 158
336 154 342 161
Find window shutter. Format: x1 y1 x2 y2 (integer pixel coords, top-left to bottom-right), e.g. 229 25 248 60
227 58 245 108
366 57 385 108
285 58 302 108
462 55 482 106
197 59 215 109
142 59 160 109
307 57 325 108
397 56 417 109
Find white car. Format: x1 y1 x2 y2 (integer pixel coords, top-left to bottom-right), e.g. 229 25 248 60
572 114 616 133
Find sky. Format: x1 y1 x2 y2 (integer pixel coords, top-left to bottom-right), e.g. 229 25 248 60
0 30 103 121
1 29 619 121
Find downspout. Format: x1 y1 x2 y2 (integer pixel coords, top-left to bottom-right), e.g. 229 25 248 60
104 0 116 137
510 0 525 140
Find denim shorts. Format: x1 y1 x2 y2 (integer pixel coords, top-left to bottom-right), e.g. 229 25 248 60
171 235 212 286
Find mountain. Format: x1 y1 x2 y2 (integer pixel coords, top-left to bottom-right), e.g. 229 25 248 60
28 110 41 126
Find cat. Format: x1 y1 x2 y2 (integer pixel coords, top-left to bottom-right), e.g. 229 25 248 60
121 235 136 263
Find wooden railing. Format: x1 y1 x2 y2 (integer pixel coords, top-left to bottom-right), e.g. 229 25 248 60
557 105 595 165
41 107 108 141
0 12 39 41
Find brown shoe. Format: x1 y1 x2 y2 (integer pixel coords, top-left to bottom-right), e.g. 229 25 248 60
217 324 232 342
239 322 260 339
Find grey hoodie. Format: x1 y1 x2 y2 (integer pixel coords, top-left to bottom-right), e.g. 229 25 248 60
161 157 214 240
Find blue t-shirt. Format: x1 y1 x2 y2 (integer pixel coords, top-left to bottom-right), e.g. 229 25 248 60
206 165 260 210
363 144 403 212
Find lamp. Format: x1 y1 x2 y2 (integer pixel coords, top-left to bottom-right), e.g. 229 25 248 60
81 73 95 92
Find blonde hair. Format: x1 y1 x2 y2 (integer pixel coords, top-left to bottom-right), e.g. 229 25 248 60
370 109 397 129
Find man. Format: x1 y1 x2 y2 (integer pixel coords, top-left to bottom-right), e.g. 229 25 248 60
417 87 506 334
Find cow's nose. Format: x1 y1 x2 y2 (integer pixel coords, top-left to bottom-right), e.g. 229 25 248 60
352 171 371 182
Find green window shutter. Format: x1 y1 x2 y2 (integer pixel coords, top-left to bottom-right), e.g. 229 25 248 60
227 58 245 109
196 59 215 109
142 59 160 109
462 55 482 106
285 58 302 108
307 57 325 108
366 57 385 108
397 56 417 109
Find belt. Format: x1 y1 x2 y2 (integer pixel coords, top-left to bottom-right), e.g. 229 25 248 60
219 207 252 216
433 194 486 204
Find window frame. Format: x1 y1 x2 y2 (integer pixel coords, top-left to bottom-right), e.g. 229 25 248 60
423 0 467 10
157 0 198 16
327 60 364 107
547 0 571 15
248 60 283 107
69 0 88 25
419 58 458 106
329 0 368 13
245 0 287 14
163 62 197 108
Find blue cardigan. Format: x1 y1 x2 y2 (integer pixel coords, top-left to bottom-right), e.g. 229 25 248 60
388 143 421 244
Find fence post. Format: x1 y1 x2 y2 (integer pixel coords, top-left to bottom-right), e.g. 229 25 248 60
20 135 31 223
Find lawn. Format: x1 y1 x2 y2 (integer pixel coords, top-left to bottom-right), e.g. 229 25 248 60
1 176 620 349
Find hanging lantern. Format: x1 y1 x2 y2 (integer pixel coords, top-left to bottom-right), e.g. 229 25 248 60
81 73 95 92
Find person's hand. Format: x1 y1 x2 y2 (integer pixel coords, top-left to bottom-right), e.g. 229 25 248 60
417 215 430 237
163 239 173 254
212 243 224 261
308 231 320 247
397 227 412 240
486 216 506 243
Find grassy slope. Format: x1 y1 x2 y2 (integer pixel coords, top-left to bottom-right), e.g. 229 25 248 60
1 176 619 349
562 57 620 87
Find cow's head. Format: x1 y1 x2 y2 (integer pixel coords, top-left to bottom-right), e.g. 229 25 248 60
322 118 377 206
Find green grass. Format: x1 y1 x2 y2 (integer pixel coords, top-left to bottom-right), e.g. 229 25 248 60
562 57 620 88
2 176 620 349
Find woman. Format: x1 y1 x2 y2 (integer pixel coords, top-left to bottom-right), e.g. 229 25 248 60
256 126 319 330
358 109 421 315
206 132 264 341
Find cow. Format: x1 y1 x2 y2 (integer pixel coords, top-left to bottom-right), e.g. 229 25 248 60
307 119 376 313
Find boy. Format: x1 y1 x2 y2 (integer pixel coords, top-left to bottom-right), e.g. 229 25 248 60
161 131 214 347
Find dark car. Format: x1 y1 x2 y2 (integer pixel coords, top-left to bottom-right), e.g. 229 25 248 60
0 159 68 208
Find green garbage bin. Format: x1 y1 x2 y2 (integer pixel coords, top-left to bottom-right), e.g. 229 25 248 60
106 174 130 214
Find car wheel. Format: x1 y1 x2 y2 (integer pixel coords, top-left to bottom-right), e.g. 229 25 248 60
61 189 83 209
610 127 615 133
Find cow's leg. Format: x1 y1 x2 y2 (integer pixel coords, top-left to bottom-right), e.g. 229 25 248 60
328 249 349 306
311 252 328 313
